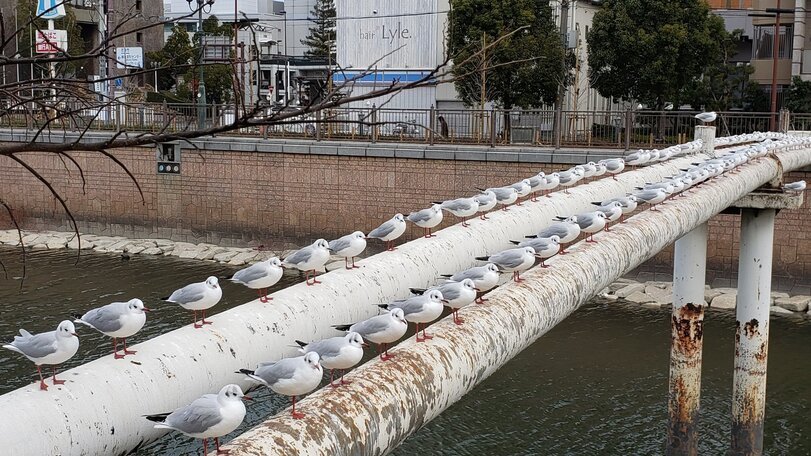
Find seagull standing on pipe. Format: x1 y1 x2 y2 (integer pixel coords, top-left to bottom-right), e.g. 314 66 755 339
333 308 408 361
282 239 331 286
239 353 321 419
434 197 479 227
162 276 222 328
367 213 407 251
476 246 539 282
478 186 518 210
407 204 444 238
592 201 623 231
410 279 478 325
328 231 367 269
2 321 79 391
73 298 149 359
228 257 283 302
557 211 607 243
441 263 501 304
783 180 806 193
295 332 365 387
526 216 580 254
510 235 561 268
509 179 532 205
378 289 446 342
633 188 668 211
600 158 625 180
475 190 497 219
695 111 717 124
145 384 250 455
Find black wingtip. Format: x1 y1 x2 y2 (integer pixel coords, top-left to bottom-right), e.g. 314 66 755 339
525 234 537 238
439 274 452 278
237 368 255 376
591 201 603 206
294 340 307 348
409 288 427 295
71 313 82 320
474 187 486 192
376 304 389 310
332 324 351 331
432 201 444 205
474 256 489 261
508 240 520 245
144 413 170 423
161 296 171 301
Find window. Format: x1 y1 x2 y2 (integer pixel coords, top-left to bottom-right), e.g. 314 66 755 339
136 32 143 43
753 24 793 59
136 0 142 10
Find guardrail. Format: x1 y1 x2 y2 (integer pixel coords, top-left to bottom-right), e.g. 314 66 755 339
0 103 796 150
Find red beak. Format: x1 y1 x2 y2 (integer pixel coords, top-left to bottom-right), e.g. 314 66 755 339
474 287 481 291
71 332 79 337
143 307 152 312
242 395 253 401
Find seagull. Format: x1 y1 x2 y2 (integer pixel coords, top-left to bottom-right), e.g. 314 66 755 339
475 190 498 219
434 197 479 227
283 239 331 285
328 231 367 269
527 216 581 254
410 279 478 325
239 352 322 419
367 214 407 251
557 168 584 194
527 172 547 201
539 172 561 198
228 257 283 302
2 320 79 390
145 384 250 455
162 277 222 328
592 201 623 231
379 289 446 341
476 246 538 282
598 195 638 224
73 298 149 359
509 179 532 205
783 181 806 193
695 111 717 124
509 235 560 267
633 188 669 211
295 332 364 387
333 308 408 361
441 263 500 304
559 211 607 242
625 150 651 168
478 186 518 210
407 204 444 237
600 158 625 180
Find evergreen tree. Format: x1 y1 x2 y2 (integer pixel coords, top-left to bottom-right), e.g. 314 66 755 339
301 0 336 60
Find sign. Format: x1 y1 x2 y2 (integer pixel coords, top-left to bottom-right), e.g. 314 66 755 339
35 29 67 53
115 78 123 88
116 47 144 69
36 0 66 20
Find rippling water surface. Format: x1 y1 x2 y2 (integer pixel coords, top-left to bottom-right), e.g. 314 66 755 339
0 247 809 455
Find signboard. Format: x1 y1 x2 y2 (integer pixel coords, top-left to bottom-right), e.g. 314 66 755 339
35 29 67 53
116 47 144 69
36 0 66 20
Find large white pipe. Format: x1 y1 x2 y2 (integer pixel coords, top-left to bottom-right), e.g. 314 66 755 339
0 148 770 454
221 146 811 455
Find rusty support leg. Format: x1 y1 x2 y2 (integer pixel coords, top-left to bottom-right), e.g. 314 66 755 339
666 223 708 456
731 208 775 455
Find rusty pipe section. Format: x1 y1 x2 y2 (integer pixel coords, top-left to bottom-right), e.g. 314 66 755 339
731 208 776 455
222 147 811 455
0 156 701 455
666 223 708 456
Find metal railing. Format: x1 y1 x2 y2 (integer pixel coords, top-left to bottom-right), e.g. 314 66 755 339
0 103 799 149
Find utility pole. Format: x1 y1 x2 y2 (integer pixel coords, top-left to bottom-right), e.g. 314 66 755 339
191 0 207 129
480 33 486 140
769 0 784 131
553 0 569 150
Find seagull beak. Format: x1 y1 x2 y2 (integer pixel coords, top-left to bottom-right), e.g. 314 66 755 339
242 395 253 401
474 287 481 291
71 332 79 337
143 307 152 312
361 342 370 348
441 299 449 304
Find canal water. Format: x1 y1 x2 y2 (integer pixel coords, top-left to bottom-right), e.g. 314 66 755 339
0 247 808 455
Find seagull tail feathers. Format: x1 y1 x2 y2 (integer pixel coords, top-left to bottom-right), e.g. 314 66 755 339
144 413 170 423
294 340 308 349
508 240 521 245
332 324 352 331
409 288 427 295
474 256 489 261
376 304 389 310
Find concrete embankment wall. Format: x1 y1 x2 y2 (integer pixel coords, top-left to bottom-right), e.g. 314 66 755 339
0 137 809 291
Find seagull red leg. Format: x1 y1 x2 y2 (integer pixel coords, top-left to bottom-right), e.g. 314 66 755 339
51 366 65 385
193 310 203 329
201 309 213 325
202 438 208 456
291 395 305 419
123 338 136 355
352 257 360 269
215 437 230 455
37 365 48 390
340 370 352 385
415 323 424 342
329 369 338 388
311 270 322 284
113 337 125 359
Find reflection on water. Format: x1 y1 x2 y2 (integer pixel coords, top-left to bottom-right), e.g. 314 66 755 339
1 247 809 455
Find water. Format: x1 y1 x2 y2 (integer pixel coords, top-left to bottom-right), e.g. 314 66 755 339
1 248 809 455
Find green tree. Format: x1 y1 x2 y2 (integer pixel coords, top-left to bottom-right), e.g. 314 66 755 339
448 0 566 120
680 30 753 111
146 25 195 91
301 0 336 60
587 0 725 110
783 76 811 113
16 0 87 78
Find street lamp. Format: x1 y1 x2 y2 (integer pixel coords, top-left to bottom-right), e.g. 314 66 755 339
187 0 209 129
750 5 794 130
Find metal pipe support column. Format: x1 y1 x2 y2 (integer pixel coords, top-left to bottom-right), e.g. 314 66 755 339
731 208 776 455
666 223 708 455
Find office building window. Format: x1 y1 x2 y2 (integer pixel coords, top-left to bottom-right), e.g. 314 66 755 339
753 24 793 59
136 0 142 10
136 32 143 43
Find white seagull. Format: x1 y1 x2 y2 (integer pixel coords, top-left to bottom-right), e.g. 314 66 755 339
411 279 478 325
528 216 581 254
145 384 250 455
367 214 407 251
162 277 222 328
295 332 365 387
328 231 367 269
407 204 444 237
441 263 501 303
475 190 498 219
229 257 283 302
558 211 607 242
239 352 322 419
435 197 479 227
333 308 408 361
476 246 538 282
3 320 79 390
379 289 446 341
283 239 331 285
783 181 806 193
510 235 561 267
74 298 149 359
695 111 717 124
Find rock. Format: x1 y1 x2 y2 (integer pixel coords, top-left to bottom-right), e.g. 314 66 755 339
711 293 737 309
644 285 672 303
616 283 645 298
704 288 725 302
126 245 147 255
624 291 656 304
31 243 48 249
607 281 634 293
67 238 95 250
613 277 638 284
641 302 665 309
21 233 41 244
0 230 22 244
600 292 619 301
770 306 795 315
228 251 258 266
196 248 225 261
770 291 790 304
46 239 67 249
174 248 204 259
645 281 672 290
213 250 240 263
713 287 738 295
774 295 811 312
107 240 133 251
153 239 174 247
141 247 163 255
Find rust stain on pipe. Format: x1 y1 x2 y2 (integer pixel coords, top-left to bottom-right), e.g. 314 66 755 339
666 303 704 456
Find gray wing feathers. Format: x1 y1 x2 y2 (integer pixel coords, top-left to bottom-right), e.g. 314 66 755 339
80 305 124 333
328 237 352 253
368 221 395 239
407 209 432 223
352 316 391 337
10 331 57 359
165 395 223 435
491 251 525 269
450 267 484 282
284 247 313 265
255 358 299 385
304 338 345 359
232 263 268 284
537 224 568 239
442 199 472 212
168 283 206 304
436 283 461 301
